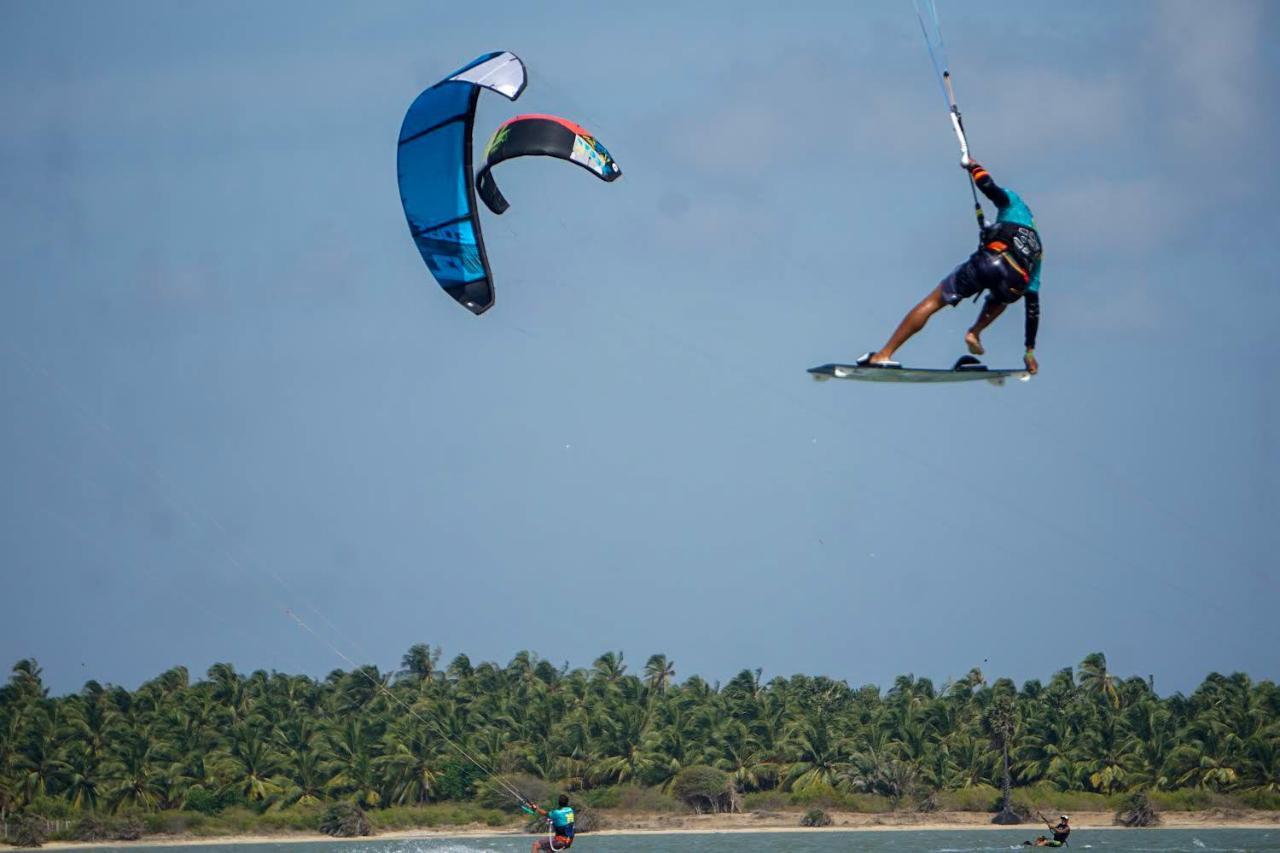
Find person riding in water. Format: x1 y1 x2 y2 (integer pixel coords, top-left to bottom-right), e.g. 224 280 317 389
862 159 1042 374
1024 814 1071 846
527 794 575 852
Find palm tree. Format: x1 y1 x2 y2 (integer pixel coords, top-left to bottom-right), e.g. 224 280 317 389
596 651 628 678
1123 700 1176 790
982 694 1019 822
278 750 329 807
446 654 474 683
62 743 105 811
590 706 657 785
644 655 677 694
225 724 282 804
1242 728 1280 792
325 719 381 807
1078 653 1120 710
106 729 165 812
399 644 444 684
7 660 48 703
14 709 66 806
784 719 849 792
1082 712 1137 794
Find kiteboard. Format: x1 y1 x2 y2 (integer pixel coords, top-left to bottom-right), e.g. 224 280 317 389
808 355 1030 386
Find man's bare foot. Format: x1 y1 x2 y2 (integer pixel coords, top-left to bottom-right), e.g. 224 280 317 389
964 331 985 355
869 350 902 366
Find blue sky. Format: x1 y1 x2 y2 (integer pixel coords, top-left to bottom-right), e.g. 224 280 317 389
2 1 1277 697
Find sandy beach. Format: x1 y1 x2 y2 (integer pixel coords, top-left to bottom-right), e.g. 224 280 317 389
33 810 1280 849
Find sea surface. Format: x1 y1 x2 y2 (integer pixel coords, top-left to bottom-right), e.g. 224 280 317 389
71 829 1280 853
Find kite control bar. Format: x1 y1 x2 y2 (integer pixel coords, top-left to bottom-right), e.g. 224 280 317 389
943 72 971 166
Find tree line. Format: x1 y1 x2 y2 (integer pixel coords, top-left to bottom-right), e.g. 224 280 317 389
1 649 1277 821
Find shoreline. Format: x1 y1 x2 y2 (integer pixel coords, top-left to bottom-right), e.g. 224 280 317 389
34 810 1280 849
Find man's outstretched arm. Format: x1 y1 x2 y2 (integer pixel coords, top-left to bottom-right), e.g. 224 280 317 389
1023 291 1040 374
1024 291 1040 350
967 161 1010 208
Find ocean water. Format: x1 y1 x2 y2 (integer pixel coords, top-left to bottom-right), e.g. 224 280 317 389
75 829 1280 853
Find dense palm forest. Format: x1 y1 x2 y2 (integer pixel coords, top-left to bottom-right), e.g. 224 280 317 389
2 649 1278 827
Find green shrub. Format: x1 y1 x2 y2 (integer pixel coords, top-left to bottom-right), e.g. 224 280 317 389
22 798 73 820
1116 791 1160 827
800 808 833 827
185 786 240 815
10 814 47 848
145 811 206 835
189 816 236 837
671 765 732 813
742 792 788 812
991 803 1027 825
1141 789 1280 812
367 803 512 830
612 784 680 812
214 807 259 834
580 787 621 809
1010 782 1117 815
476 774 558 813
572 806 602 833
113 816 144 841
788 784 891 813
71 816 110 842
789 781 841 808
318 803 371 838
366 806 414 830
253 805 321 833
841 793 892 813
434 762 484 801
935 784 1001 812
1235 789 1280 810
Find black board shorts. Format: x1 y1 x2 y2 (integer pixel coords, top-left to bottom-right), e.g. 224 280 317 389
940 252 1025 307
940 262 979 306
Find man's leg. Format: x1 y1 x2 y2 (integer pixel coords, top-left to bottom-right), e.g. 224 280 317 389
964 297 1006 355
873 285 948 363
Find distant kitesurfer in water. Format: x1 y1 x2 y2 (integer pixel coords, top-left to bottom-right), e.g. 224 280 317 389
1024 814 1071 846
860 160 1043 374
527 794 575 852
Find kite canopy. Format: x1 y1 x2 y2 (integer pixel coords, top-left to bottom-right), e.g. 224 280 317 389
476 114 622 215
397 51 526 315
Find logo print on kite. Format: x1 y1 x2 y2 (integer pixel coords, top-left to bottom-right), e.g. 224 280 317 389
475 114 622 216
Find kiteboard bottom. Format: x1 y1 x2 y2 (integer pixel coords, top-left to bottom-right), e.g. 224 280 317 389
807 358 1030 386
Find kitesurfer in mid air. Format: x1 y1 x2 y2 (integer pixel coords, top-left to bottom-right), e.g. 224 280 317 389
861 160 1042 374
526 794 575 852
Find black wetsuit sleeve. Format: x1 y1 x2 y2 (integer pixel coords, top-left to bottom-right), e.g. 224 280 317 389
1024 290 1040 350
969 164 1010 208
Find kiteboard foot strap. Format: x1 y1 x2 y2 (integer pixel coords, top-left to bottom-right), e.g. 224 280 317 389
854 352 902 368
